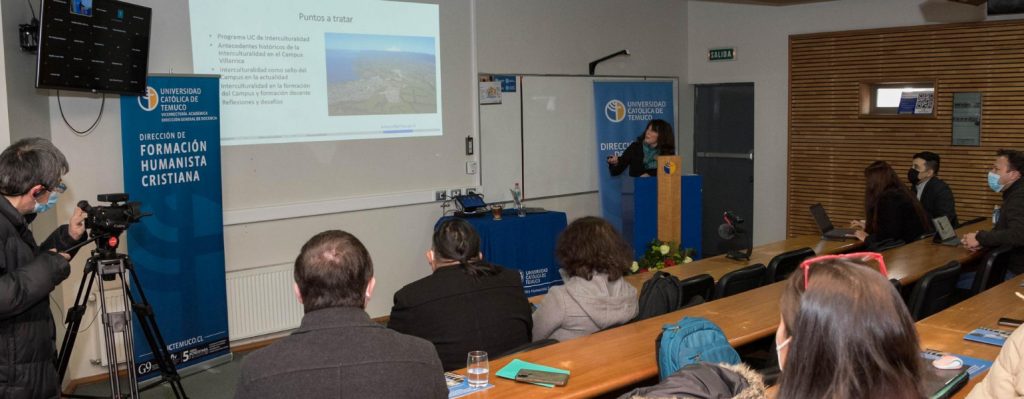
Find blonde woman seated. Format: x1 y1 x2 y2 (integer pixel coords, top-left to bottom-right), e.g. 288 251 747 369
532 217 638 341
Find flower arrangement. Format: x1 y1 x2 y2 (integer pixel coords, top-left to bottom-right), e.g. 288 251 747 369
630 240 694 274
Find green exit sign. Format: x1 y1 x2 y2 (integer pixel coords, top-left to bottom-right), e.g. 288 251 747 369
708 48 736 62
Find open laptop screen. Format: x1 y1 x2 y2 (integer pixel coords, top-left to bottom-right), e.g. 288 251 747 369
809 203 835 233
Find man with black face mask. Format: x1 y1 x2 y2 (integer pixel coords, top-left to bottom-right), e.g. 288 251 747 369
909 151 957 227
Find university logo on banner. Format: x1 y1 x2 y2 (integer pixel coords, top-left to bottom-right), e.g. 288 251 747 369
138 86 159 111
605 99 626 122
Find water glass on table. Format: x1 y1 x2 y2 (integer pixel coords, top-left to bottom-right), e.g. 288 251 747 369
467 350 489 387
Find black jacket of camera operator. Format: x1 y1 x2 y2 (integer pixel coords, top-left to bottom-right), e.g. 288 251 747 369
0 199 86 398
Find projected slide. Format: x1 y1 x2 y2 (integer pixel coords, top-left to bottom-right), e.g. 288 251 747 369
189 1 441 146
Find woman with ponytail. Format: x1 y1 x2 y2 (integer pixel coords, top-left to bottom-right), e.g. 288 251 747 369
388 219 533 370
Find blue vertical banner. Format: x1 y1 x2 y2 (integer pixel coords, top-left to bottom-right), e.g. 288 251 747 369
120 75 229 381
593 81 675 233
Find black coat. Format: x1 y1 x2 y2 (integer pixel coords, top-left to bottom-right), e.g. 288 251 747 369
609 136 674 177
977 180 1024 274
0 200 81 399
235 307 447 399
388 264 532 371
866 189 929 247
913 177 958 227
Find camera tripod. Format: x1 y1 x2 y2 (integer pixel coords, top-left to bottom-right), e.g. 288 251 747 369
57 233 187 398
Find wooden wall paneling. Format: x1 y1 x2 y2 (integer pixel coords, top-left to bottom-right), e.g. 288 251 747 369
788 20 1024 236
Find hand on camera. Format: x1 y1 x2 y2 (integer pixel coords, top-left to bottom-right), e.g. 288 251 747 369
69 206 86 240
49 248 70 261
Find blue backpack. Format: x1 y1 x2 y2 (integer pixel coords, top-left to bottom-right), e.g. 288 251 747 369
656 316 741 380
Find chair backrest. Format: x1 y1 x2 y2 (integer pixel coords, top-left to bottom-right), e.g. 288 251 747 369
972 245 1014 295
713 264 767 299
907 261 962 321
890 278 903 296
678 274 714 308
765 247 815 283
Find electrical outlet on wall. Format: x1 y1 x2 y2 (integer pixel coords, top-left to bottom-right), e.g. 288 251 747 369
450 188 462 198
465 187 477 195
435 190 447 201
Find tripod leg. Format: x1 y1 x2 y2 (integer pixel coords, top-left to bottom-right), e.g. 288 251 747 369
57 265 98 381
96 279 122 398
116 277 140 398
123 260 188 399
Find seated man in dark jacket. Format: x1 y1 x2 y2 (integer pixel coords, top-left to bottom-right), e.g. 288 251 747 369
964 149 1024 276
235 230 447 399
389 219 533 370
909 151 958 227
0 138 87 399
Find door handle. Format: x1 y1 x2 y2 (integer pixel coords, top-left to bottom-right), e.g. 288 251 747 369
695 151 753 160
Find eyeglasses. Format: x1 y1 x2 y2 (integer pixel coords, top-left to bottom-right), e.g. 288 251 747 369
48 182 67 194
798 252 888 290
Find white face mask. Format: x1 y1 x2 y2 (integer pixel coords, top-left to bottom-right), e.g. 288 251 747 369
776 336 792 371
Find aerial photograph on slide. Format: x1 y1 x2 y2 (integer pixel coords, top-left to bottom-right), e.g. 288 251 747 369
324 33 437 116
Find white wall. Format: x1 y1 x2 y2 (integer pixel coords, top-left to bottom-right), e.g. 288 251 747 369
686 0 1019 245
2 0 688 382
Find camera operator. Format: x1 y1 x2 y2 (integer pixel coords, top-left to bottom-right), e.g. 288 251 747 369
0 138 86 398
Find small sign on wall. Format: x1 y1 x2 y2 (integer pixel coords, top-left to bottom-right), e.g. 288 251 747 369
493 75 517 92
479 81 502 105
708 47 736 62
952 92 982 146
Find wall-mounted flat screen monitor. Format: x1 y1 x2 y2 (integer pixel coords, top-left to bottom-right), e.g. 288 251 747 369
989 0 1024 15
36 0 152 95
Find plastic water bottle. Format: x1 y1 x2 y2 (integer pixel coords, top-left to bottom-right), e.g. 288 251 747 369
994 205 1001 224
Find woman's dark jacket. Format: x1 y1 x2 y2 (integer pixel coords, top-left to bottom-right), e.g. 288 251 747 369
609 135 674 177
388 264 533 371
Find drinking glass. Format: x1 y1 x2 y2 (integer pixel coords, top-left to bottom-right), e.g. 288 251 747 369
466 351 489 387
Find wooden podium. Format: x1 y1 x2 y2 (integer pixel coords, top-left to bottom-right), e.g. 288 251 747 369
657 155 683 244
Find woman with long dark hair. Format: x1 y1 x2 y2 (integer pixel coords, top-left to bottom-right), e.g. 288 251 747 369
852 161 931 245
775 253 925 399
388 219 532 370
607 119 676 177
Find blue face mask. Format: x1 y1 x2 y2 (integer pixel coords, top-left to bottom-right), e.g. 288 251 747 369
989 171 1005 193
33 191 59 214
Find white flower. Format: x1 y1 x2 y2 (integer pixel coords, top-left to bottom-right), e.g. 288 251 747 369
630 261 639 273
683 256 693 264
659 244 670 255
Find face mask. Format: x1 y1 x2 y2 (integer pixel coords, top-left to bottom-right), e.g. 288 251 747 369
907 168 920 185
776 336 792 371
33 191 59 214
989 171 1005 193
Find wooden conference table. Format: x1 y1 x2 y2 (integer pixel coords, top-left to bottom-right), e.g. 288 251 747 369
917 273 1024 398
460 220 992 398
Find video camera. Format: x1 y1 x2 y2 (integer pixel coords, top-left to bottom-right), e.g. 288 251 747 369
78 193 146 241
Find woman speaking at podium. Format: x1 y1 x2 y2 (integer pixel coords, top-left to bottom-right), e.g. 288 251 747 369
606 119 675 177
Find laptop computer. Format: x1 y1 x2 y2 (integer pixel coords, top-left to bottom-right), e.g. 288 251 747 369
809 203 856 239
932 215 960 246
